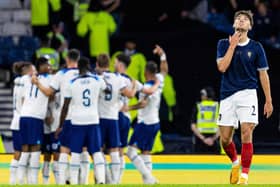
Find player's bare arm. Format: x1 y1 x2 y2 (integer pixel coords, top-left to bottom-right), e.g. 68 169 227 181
55 98 71 138
217 32 241 73
141 78 160 95
128 98 148 111
31 74 55 97
121 80 137 98
259 70 273 118
153 44 169 76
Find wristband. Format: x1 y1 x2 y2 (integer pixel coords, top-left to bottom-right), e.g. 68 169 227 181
160 53 166 61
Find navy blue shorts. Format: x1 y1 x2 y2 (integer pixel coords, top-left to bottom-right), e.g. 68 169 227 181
59 120 72 148
42 132 60 153
20 117 44 145
70 124 102 154
100 118 120 149
118 112 130 148
12 130 22 151
129 122 160 151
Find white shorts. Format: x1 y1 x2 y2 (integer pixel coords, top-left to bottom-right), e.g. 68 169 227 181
217 89 258 128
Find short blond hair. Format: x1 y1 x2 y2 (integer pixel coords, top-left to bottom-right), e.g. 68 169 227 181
234 10 254 27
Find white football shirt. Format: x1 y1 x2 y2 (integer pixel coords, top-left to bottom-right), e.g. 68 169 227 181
98 72 127 120
50 68 79 120
10 76 24 130
64 73 106 125
20 74 51 119
137 73 164 125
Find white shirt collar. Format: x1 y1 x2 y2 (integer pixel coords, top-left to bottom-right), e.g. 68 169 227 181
238 38 250 46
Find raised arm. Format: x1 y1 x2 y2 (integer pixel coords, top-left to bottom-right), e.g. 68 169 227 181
153 45 168 76
259 70 273 118
217 32 241 73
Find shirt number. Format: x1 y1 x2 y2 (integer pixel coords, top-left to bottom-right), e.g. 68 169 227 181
82 89 91 107
29 84 39 98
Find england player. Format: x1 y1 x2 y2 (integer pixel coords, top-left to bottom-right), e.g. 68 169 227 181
32 49 82 184
114 53 161 183
17 57 51 184
96 54 137 184
59 57 107 184
216 10 273 185
41 91 61 184
126 45 168 184
9 62 35 184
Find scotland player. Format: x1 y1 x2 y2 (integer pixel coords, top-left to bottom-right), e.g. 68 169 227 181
216 10 273 185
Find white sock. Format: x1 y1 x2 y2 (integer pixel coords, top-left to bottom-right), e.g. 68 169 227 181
127 146 151 178
27 162 32 184
42 161 50 184
232 158 240 167
17 152 30 184
141 155 152 171
70 152 80 185
10 159 18 184
104 156 112 184
110 151 121 184
29 152 41 184
241 173 248 179
58 153 68 184
118 155 125 183
93 152 105 184
52 161 59 184
79 151 90 184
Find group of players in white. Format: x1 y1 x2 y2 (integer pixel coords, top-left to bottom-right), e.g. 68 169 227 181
9 45 168 185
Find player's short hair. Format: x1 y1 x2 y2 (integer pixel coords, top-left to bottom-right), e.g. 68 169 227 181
96 54 110 68
78 57 91 73
234 10 254 27
35 57 49 71
116 53 131 68
13 61 32 75
67 49 80 62
145 61 158 74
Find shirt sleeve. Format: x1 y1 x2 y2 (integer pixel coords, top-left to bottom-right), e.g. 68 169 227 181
216 39 228 61
256 42 269 71
49 71 60 91
119 76 127 91
135 80 144 92
100 78 107 91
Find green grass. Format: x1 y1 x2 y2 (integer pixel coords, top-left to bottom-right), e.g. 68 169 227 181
0 185 279 187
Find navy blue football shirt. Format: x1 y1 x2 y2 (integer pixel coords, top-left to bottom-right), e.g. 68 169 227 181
216 39 269 100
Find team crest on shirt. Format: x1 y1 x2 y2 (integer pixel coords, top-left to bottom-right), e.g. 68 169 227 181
247 51 252 58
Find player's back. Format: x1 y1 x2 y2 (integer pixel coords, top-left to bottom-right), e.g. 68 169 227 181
50 68 79 119
138 73 164 124
12 76 24 115
98 72 127 120
21 74 51 119
69 74 106 125
118 73 133 118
